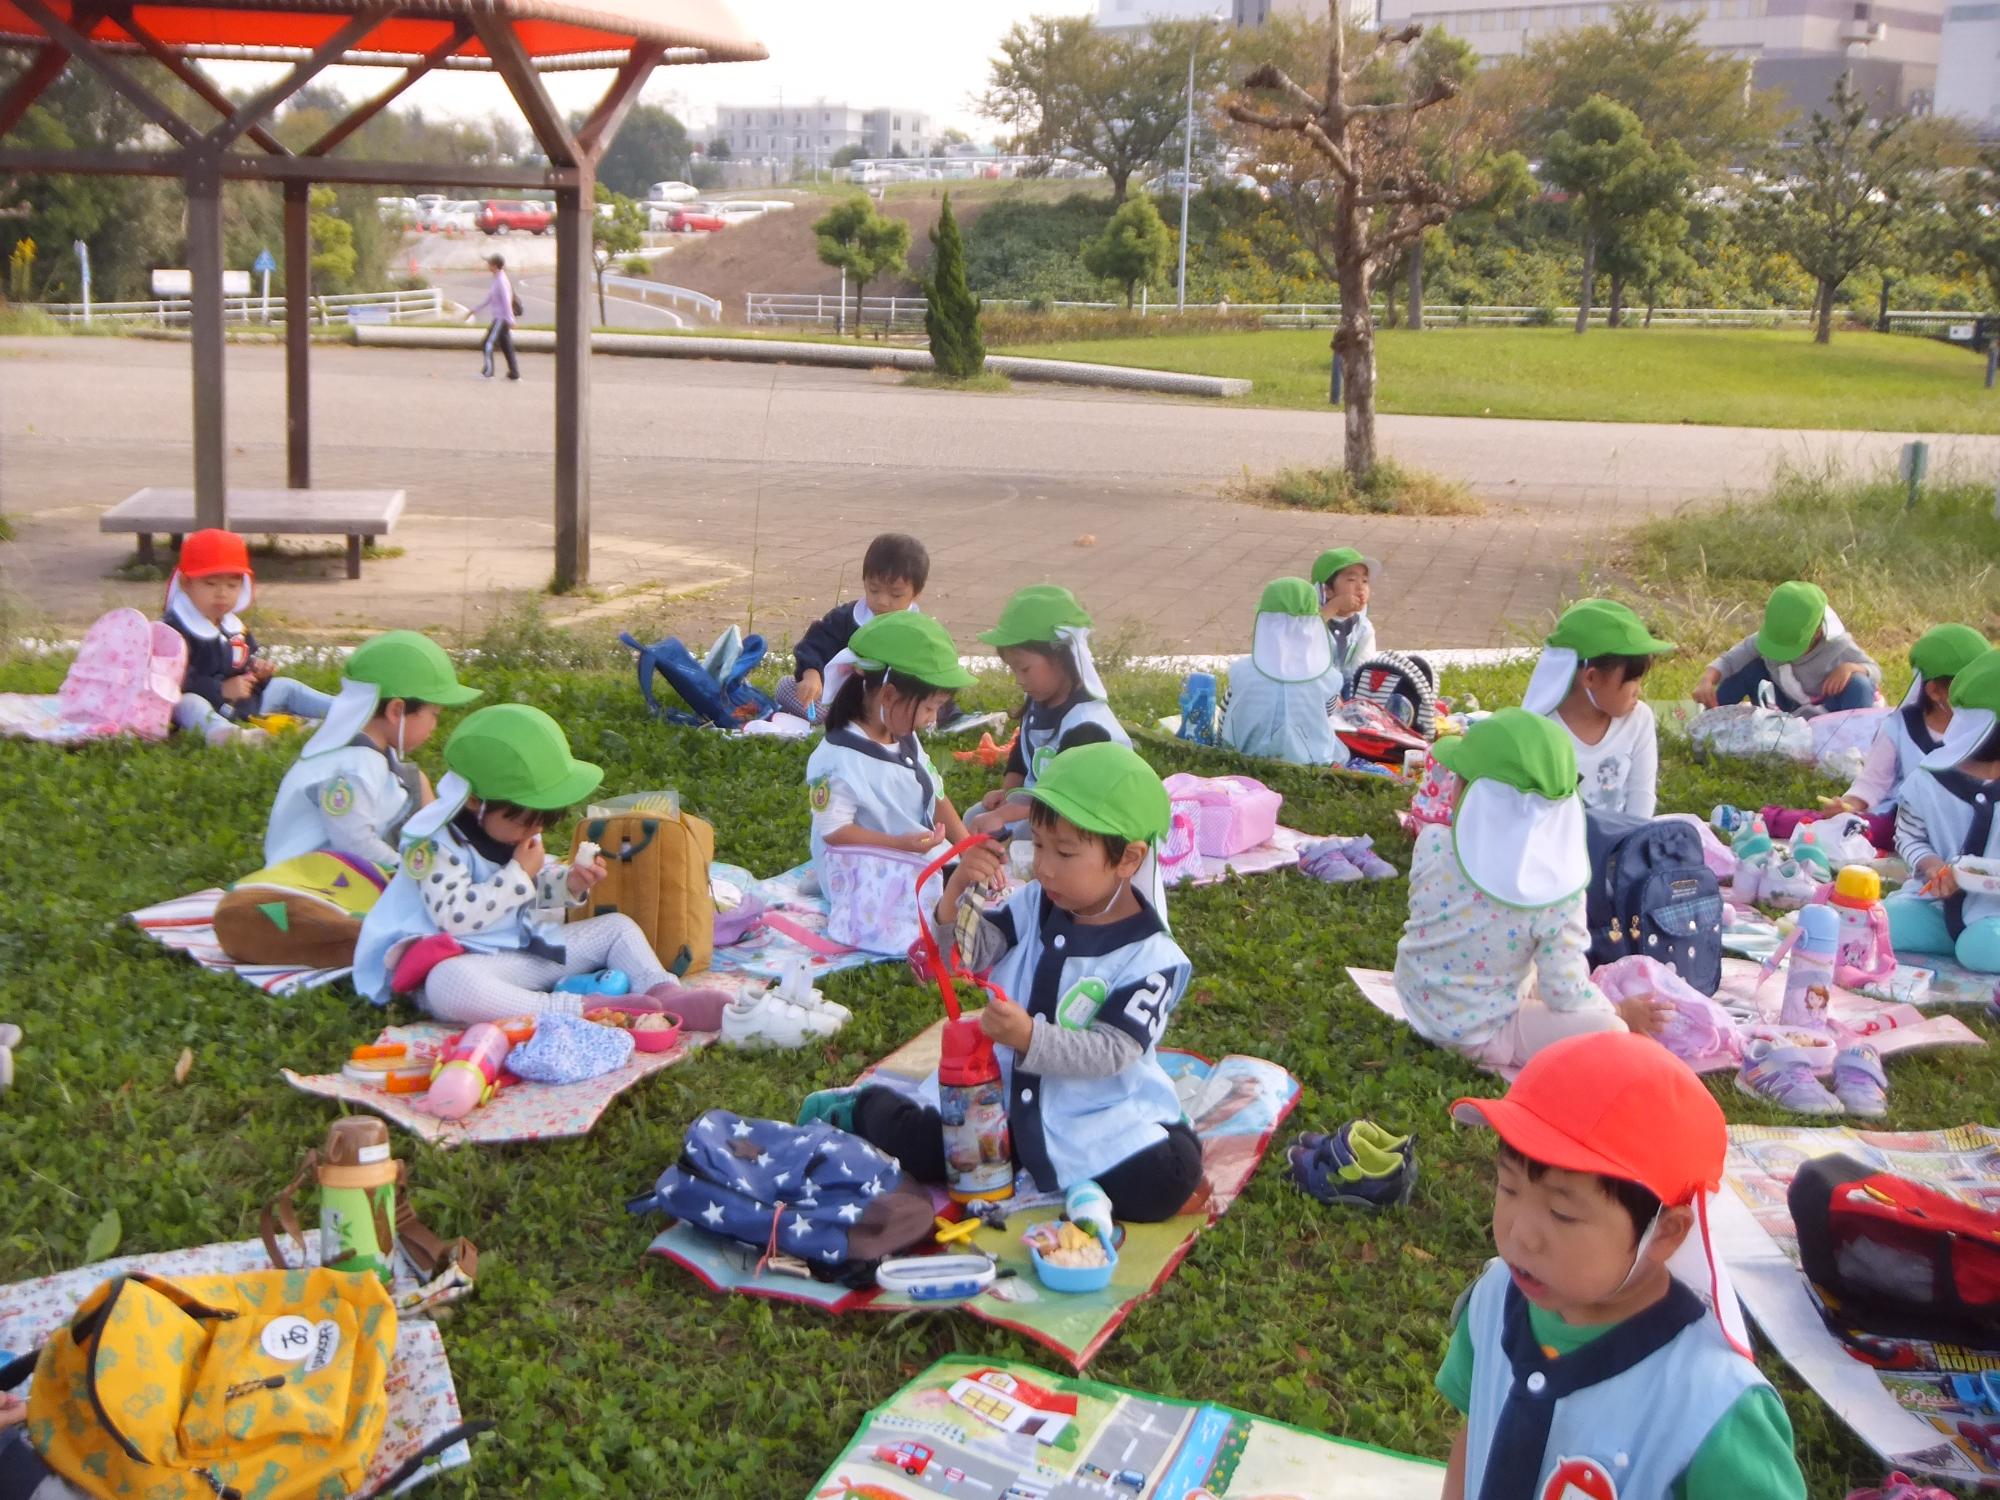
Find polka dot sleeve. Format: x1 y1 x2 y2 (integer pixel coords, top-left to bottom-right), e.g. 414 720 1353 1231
416 849 538 936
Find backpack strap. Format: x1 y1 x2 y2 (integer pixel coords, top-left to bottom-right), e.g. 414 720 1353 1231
395 1196 479 1284
260 1150 320 1269
351 1420 495 1499
0 1348 36 1391
619 633 669 722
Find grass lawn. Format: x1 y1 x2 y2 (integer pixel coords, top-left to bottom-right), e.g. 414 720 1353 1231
996 325 2000 433
0 630 1990 1499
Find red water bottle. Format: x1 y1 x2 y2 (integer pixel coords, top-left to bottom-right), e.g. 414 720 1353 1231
939 1016 1013 1203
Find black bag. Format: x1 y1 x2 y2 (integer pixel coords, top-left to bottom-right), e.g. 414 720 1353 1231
509 291 524 318
1584 810 1723 995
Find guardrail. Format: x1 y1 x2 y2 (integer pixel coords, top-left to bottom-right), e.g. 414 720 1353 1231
32 287 444 328
746 292 930 330
599 274 721 323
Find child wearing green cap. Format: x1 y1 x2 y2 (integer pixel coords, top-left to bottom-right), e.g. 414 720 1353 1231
1220 578 1348 766
354 704 686 1021
804 742 1204 1222
1521 599 1676 818
262 631 482 869
805 613 973 870
969 585 1131 837
1693 581 1879 716
1311 547 1379 686
1886 646 2000 973
1396 710 1668 1069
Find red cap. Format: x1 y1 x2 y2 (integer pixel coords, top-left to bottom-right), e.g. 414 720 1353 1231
938 1015 999 1087
1451 1032 1725 1207
176 528 253 579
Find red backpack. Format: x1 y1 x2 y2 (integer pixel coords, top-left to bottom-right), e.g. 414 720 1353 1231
1789 1153 2000 1348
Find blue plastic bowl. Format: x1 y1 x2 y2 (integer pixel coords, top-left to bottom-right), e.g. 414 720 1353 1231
1030 1236 1117 1294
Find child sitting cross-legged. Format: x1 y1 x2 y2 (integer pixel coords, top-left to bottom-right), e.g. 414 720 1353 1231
1692 580 1879 716
1220 578 1348 766
802 742 1204 1223
163 528 334 745
1438 1031 1807 1500
354 704 695 1022
262 631 481 869
1521 599 1676 818
1396 710 1669 1070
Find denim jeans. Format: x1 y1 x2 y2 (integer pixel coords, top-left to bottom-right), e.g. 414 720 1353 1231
1715 657 1875 714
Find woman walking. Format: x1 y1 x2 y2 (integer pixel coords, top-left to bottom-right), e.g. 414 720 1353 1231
470 253 520 381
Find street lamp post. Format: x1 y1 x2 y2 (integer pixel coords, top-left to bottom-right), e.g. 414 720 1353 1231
1177 39 1196 310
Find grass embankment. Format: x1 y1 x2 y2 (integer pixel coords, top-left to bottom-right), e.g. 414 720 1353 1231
998 326 2000 433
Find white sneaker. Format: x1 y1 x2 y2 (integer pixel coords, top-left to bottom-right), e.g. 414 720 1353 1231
773 961 850 1022
719 989 845 1049
0 1022 18 1091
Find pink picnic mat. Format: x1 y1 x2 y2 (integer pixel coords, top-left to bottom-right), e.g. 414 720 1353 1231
283 1019 718 1149
1345 958 1983 1080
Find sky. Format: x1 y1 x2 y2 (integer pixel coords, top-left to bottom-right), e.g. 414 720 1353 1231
217 0 1100 143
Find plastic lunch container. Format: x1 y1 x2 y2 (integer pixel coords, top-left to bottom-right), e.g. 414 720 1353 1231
1029 1236 1118 1294
1955 856 2000 897
582 1002 684 1052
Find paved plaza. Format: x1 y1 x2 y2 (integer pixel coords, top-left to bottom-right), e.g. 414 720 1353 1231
4 336 1990 653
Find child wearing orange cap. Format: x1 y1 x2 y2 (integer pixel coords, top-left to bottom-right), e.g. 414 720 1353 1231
163 529 333 745
1437 1031 1806 1500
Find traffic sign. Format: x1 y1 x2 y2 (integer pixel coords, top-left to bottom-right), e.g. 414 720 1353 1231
252 248 277 276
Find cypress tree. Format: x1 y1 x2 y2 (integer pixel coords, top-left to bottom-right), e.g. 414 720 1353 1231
923 193 985 380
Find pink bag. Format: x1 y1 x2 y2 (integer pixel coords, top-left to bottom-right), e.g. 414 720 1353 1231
56 608 186 740
1158 798 1203 886
822 844 940 956
1592 954 1743 1064
1401 748 1462 835
1160 773 1281 858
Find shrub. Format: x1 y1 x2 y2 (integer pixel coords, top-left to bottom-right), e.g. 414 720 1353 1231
1224 460 1484 516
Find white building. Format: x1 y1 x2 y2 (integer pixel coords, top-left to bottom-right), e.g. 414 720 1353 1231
712 101 934 163
1935 1 2000 129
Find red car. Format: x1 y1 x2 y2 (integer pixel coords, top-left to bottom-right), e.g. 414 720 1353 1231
476 199 553 236
669 206 726 233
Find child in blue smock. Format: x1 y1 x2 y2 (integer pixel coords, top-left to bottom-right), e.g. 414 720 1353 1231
968 585 1130 836
263 631 481 869
803 742 1203 1223
805 611 972 866
353 704 684 1023
1220 577 1346 765
1438 1031 1805 1500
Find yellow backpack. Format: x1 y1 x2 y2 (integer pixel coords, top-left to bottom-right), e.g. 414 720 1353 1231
567 807 716 976
9 1268 398 1500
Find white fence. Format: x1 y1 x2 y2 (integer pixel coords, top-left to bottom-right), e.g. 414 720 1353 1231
746 291 1983 337
599 274 721 324
33 287 444 328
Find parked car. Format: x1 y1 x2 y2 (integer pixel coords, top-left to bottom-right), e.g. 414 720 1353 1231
476 199 554 235
646 180 699 203
668 206 726 233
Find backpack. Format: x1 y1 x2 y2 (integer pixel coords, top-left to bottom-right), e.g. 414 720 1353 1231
621 627 776 728
56 607 186 740
1348 651 1438 739
1790 1152 2000 1348
1177 671 1219 747
0 1267 468 1500
1583 810 1724 996
567 804 716 975
214 850 389 969
1330 698 1428 766
627 1110 933 1282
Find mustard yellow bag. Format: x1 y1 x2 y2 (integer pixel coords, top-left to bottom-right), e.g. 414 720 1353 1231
15 1268 395 1500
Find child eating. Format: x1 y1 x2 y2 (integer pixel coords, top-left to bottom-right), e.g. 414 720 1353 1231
1887 646 2000 973
263 631 481 867
1396 710 1666 1069
1437 1030 1806 1500
776 531 929 721
1311 546 1378 684
969 585 1130 836
1692 580 1879 715
806 612 972 867
354 704 686 1021
163 528 333 745
1220 577 1347 765
802 742 1203 1222
1521 598 1675 818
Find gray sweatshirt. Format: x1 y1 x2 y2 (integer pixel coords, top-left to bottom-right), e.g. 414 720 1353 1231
1708 630 1879 705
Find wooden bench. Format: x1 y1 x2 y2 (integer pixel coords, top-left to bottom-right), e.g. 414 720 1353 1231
100 487 406 580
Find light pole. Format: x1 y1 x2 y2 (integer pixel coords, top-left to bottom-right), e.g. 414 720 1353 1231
1177 13 1227 311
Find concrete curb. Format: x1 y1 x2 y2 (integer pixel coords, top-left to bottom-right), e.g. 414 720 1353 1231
354 323 1253 399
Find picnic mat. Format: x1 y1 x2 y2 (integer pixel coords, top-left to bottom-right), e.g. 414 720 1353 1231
809 1353 1444 1500
710 860 891 982
1344 960 1983 1080
648 1022 1299 1370
0 692 111 745
283 1020 714 1149
1714 1124 2000 1491
129 887 352 995
0 1237 474 1493
1718 906 1995 1009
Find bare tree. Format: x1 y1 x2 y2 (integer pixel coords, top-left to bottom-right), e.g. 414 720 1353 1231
1226 3 1517 477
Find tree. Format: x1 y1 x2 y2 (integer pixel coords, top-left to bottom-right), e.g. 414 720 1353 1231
938 126 974 151
1082 192 1173 307
831 144 867 168
1542 95 1691 333
705 138 733 160
1600 204 1692 325
981 16 1227 202
307 186 357 290
594 104 691 198
1952 145 2000 313
813 195 911 334
591 188 647 323
1742 78 1934 343
1225 4 1523 477
924 193 985 378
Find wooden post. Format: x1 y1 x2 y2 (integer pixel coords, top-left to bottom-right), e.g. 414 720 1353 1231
185 150 227 527
553 163 593 591
284 179 311 489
